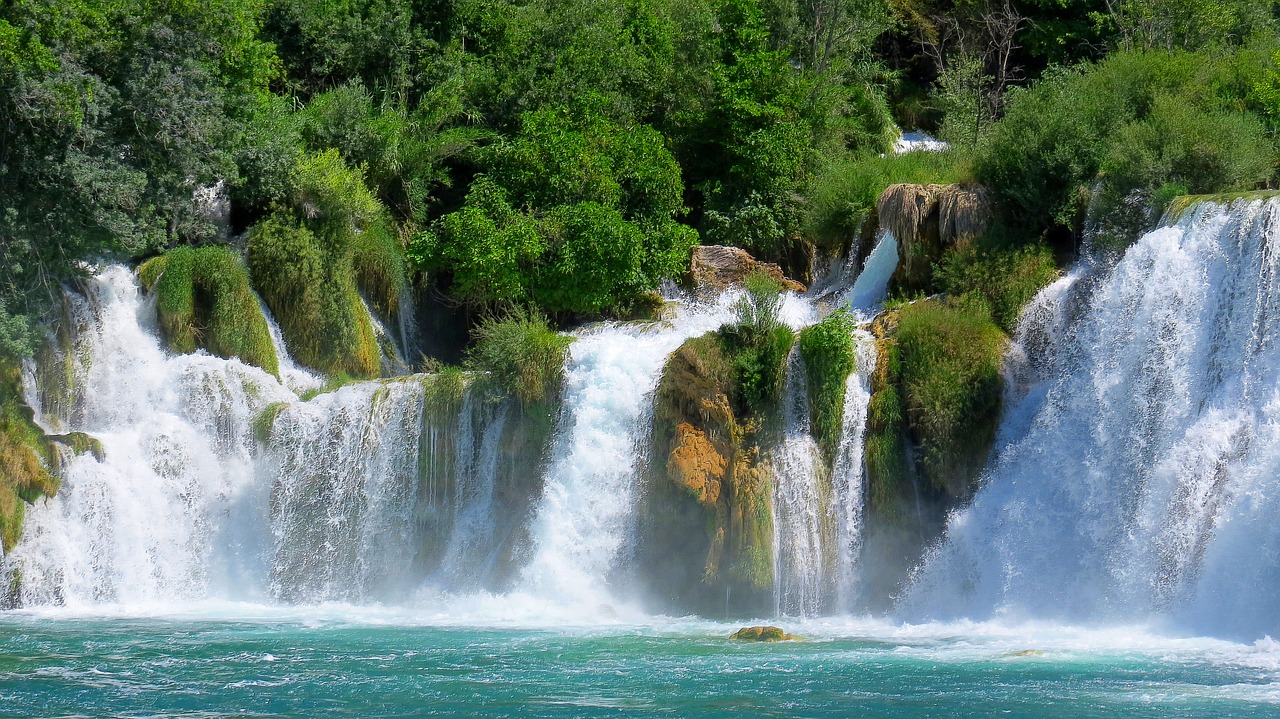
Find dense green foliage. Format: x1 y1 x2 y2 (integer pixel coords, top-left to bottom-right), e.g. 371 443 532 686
934 240 1060 332
975 48 1278 248
139 246 280 377
896 298 1006 496
798 311 858 460
465 307 574 405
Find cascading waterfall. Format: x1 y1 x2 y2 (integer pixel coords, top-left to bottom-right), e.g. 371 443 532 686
770 348 831 617
3 265 539 608
769 331 877 616
8 267 294 606
6 239 893 617
518 295 737 608
832 332 876 608
902 196 1280 639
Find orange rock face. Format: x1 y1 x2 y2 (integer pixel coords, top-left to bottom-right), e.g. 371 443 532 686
667 422 726 506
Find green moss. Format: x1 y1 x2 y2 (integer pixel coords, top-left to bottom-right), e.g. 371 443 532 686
799 311 857 462
0 361 58 553
423 366 468 415
864 319 911 518
48 432 105 463
1165 190 1280 221
247 213 380 379
143 246 280 378
465 307 573 406
253 401 290 443
729 625 798 642
896 297 1006 497
352 218 408 319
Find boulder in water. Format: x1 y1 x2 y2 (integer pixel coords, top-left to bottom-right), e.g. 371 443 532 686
729 626 799 642
688 246 805 293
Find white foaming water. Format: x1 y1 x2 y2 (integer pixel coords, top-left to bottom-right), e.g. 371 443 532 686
771 347 830 617
770 330 877 616
833 331 876 607
517 293 738 609
843 230 899 314
902 196 1280 640
8 267 294 607
4 265 527 609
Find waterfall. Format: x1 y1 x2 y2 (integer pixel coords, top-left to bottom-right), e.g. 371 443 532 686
517 295 736 608
901 196 1280 639
833 331 876 608
770 348 830 617
843 230 899 314
770 332 877 616
3 265 543 608
7 267 293 607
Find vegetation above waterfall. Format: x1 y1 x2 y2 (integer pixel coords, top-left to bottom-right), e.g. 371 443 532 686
138 246 280 378
1 0 1274 367
465 308 574 406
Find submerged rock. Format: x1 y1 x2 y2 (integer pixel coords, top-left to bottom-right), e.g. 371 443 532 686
688 245 805 293
729 625 799 642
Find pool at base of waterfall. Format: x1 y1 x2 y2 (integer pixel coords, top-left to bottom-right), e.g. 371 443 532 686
4 608 1280 718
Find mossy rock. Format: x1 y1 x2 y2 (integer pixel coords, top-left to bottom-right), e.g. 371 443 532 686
0 361 59 553
248 214 381 379
48 432 105 463
799 311 858 462
1165 190 1280 222
140 246 280 378
729 625 800 642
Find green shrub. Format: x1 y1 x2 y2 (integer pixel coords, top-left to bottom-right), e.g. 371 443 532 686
142 245 279 378
247 214 379 378
292 148 382 238
719 273 795 415
407 107 696 315
896 297 1006 496
934 240 1060 332
465 307 574 405
799 310 857 461
978 49 1279 242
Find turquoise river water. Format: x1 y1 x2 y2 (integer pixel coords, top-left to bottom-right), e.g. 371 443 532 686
4 606 1280 718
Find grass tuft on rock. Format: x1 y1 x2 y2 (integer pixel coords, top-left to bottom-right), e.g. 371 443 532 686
0 361 58 553
143 245 280 378
248 214 380 379
896 297 1005 497
465 307 573 406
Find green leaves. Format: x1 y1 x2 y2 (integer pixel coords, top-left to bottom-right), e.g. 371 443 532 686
409 107 693 315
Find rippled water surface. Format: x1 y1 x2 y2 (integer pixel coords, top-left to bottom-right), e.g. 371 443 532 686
4 609 1280 718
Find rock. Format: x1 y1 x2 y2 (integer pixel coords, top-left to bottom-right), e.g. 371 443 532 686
877 184 991 292
688 246 806 293
48 432 106 462
668 422 726 506
729 625 799 642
